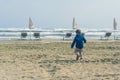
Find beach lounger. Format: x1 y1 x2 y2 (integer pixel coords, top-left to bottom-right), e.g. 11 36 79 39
33 32 40 40
21 32 27 39
81 33 85 36
63 32 72 40
101 32 111 40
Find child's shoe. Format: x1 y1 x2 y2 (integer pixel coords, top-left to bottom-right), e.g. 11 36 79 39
76 55 79 60
80 58 83 61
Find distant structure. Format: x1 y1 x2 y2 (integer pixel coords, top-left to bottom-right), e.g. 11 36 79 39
28 17 35 39
72 17 77 29
113 18 117 30
113 18 118 40
29 17 35 29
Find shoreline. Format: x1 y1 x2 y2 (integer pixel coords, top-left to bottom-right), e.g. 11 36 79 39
0 38 120 43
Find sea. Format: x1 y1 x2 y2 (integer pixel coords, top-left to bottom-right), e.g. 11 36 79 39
0 28 120 40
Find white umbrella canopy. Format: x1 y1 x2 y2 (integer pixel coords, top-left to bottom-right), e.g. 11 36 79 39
72 17 77 29
113 18 118 40
113 18 117 30
29 17 35 29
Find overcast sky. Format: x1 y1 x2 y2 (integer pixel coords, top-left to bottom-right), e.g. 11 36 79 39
0 0 120 29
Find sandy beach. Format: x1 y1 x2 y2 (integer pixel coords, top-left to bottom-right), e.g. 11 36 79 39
0 39 120 80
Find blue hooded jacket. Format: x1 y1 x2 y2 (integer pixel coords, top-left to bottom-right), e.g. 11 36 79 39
71 34 86 49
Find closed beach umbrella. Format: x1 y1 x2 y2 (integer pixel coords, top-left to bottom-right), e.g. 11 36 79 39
29 17 35 39
113 18 117 30
113 18 117 39
72 17 77 29
29 17 35 29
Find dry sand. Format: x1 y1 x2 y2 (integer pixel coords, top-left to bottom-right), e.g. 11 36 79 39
0 40 120 80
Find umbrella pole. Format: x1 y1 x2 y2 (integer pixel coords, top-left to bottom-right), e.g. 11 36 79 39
30 30 32 40
114 30 116 40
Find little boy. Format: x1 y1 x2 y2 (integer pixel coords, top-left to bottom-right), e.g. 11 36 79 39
71 29 86 60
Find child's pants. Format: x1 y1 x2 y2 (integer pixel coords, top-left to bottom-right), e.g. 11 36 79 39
74 48 83 56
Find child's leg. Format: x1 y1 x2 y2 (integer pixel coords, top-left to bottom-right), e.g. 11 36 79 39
79 49 83 59
76 53 79 60
74 49 80 60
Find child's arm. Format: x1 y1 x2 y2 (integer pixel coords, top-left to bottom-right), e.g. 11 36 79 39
83 37 86 43
71 38 76 48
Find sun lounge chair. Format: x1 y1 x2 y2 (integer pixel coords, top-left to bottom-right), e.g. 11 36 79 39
101 32 112 40
63 32 72 40
33 32 40 40
21 32 27 39
81 33 85 36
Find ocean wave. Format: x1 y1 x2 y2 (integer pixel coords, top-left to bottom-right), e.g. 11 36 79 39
0 28 120 40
